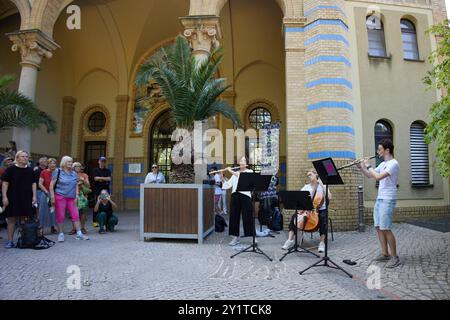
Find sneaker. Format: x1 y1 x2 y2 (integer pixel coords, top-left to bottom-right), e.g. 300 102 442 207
99 228 106 234
374 254 390 262
228 237 240 246
92 222 99 228
282 239 295 250
58 233 65 243
76 234 90 241
318 241 325 253
386 256 401 268
4 241 15 249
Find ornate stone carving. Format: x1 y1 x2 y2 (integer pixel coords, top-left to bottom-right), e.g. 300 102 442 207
180 16 222 59
7 29 60 68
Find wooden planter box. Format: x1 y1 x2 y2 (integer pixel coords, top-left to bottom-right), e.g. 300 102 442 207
139 184 215 244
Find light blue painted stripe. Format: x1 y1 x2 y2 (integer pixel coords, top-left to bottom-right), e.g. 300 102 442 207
308 126 355 135
304 34 350 47
304 5 346 17
308 151 356 160
304 55 351 67
285 19 348 33
305 78 353 89
307 101 354 112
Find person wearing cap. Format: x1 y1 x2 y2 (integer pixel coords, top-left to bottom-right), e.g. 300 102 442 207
144 164 166 184
92 157 111 227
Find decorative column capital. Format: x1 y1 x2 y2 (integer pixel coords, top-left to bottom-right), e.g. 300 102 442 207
63 96 77 105
179 15 222 59
7 29 60 69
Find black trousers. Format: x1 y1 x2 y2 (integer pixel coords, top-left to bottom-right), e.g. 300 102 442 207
288 209 328 236
229 192 255 237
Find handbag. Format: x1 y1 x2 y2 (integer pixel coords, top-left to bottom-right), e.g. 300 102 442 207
77 192 89 210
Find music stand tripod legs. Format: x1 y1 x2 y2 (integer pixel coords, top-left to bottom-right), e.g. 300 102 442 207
298 184 353 278
230 200 273 262
279 213 320 262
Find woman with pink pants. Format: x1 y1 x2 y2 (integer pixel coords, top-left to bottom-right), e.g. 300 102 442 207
50 156 89 242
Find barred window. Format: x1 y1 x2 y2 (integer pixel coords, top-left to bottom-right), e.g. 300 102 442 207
87 112 106 133
247 105 272 172
401 19 419 60
410 121 430 185
367 16 387 57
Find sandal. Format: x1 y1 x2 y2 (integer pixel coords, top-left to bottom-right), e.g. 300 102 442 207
51 227 58 234
81 228 87 234
68 229 76 235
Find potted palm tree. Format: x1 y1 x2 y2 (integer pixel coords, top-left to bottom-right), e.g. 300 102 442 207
136 35 241 183
0 74 56 134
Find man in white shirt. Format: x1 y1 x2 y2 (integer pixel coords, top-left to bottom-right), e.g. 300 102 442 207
357 139 401 268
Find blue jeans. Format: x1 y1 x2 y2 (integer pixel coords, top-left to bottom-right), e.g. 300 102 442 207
374 199 396 230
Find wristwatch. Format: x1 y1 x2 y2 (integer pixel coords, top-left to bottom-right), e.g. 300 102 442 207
366 165 372 170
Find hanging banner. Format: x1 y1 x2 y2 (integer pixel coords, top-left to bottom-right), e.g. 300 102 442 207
260 122 280 176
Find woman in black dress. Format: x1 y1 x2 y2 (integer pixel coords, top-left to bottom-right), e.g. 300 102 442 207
1 151 37 249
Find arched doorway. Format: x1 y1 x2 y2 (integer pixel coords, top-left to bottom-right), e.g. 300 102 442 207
149 110 176 181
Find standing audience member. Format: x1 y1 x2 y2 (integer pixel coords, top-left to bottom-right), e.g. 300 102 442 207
0 157 13 230
144 164 166 184
70 162 90 235
6 141 17 159
38 158 58 234
50 156 89 242
1 151 37 249
92 157 111 227
94 189 118 234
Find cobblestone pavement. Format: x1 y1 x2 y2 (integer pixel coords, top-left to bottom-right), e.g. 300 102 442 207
0 212 448 300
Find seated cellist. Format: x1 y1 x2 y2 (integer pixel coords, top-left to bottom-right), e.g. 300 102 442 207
282 169 332 253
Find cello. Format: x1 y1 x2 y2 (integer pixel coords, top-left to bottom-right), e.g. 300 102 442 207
296 187 324 232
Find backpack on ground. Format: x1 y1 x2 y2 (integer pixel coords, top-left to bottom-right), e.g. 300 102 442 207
269 207 283 231
16 219 55 250
215 214 228 233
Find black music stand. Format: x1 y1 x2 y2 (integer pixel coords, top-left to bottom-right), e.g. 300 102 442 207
299 158 353 278
279 191 320 261
230 173 273 261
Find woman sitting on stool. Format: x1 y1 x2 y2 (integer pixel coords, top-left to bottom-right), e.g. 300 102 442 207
94 189 118 234
282 169 332 252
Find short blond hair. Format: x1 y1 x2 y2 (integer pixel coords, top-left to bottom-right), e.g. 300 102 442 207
48 158 57 164
72 162 82 169
15 150 29 162
60 156 73 168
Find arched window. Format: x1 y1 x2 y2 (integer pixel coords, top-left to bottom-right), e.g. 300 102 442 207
249 107 272 129
401 19 419 60
150 111 176 181
374 120 393 167
247 104 273 172
87 111 106 133
410 121 430 185
367 15 387 57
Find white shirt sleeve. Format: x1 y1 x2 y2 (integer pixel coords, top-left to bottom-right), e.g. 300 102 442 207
144 173 152 184
384 160 398 176
222 176 234 190
375 162 383 174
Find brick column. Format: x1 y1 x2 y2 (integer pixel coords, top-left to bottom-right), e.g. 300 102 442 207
60 96 77 156
113 95 129 210
303 0 361 230
284 17 309 190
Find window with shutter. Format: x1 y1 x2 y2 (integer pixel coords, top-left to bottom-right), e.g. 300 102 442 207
410 122 430 185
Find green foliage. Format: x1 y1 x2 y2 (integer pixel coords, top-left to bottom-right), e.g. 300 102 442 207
136 35 242 130
0 74 57 133
423 20 450 178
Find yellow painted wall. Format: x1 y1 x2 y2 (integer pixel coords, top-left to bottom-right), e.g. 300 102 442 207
347 1 448 206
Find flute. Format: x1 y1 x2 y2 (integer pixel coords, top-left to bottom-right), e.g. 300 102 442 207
338 155 377 170
209 166 246 174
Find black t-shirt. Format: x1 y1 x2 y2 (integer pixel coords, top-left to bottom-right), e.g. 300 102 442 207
34 166 45 183
1 165 37 217
94 201 113 219
92 167 111 194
